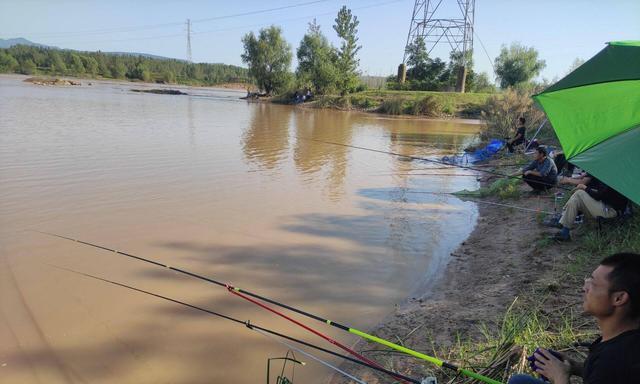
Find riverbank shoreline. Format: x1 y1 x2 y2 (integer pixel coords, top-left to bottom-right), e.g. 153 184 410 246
330 158 597 384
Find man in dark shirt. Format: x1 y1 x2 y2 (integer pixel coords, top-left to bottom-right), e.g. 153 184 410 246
513 146 557 193
507 117 527 152
553 176 629 241
508 252 640 384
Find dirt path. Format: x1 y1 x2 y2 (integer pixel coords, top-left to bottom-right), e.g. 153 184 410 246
330 178 584 383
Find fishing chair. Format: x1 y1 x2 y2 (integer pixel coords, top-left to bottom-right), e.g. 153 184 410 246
595 203 634 233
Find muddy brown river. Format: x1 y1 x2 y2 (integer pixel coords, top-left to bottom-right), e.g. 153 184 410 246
0 75 480 383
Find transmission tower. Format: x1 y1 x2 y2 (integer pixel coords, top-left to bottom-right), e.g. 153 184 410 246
398 0 475 92
186 19 192 63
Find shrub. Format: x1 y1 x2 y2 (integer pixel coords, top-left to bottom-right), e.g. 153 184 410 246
350 95 377 109
480 88 548 142
409 95 442 116
378 97 405 115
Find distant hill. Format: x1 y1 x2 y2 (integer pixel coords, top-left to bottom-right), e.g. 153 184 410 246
0 37 57 49
0 37 179 61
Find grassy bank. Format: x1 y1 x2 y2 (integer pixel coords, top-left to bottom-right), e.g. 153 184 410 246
279 90 493 119
432 176 640 383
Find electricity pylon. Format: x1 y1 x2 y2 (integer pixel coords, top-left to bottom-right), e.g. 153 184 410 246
398 0 475 92
186 19 192 63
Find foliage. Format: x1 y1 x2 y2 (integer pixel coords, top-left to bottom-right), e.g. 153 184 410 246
494 42 546 88
19 58 37 75
333 6 361 95
480 88 548 142
408 95 442 116
436 297 594 384
241 25 293 95
0 50 18 72
469 71 496 93
0 45 249 86
455 177 522 199
378 97 405 115
296 20 338 95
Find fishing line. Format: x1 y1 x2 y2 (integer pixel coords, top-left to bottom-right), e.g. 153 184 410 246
371 172 480 177
51 265 422 384
403 191 556 215
254 328 368 384
303 138 570 191
227 288 408 383
39 231 503 384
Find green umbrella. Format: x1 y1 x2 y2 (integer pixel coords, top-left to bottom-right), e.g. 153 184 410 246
533 40 640 205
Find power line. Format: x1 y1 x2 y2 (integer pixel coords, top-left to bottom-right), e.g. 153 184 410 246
28 0 406 47
11 0 332 39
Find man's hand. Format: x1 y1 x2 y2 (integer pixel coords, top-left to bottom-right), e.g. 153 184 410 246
534 349 571 384
524 170 531 176
576 184 587 190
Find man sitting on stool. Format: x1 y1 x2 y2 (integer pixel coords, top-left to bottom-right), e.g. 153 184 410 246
512 147 557 193
553 176 628 241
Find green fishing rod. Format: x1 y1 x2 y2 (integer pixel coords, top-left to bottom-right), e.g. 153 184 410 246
40 231 503 384
52 265 422 384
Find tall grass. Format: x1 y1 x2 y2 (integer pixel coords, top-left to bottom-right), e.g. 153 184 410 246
378 97 405 115
434 298 596 384
480 88 551 144
454 178 522 199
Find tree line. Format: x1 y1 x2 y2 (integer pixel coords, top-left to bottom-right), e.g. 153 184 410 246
240 5 547 97
241 6 363 96
0 44 249 86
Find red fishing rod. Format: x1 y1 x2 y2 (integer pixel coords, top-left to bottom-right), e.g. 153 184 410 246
226 288 409 383
52 265 422 384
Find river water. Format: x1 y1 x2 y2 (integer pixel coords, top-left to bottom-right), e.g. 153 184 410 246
0 75 480 383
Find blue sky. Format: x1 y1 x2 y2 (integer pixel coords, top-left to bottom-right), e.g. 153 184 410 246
1 0 639 82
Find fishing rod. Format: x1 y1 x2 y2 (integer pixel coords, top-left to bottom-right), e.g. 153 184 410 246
404 191 556 215
40 231 504 384
53 265 422 384
225 286 408 383
371 173 480 177
304 138 570 191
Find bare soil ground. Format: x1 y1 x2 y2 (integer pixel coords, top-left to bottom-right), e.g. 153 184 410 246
330 172 594 384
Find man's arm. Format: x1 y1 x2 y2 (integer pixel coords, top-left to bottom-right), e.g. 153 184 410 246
560 176 592 186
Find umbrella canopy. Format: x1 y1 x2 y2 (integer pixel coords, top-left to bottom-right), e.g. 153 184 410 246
533 40 640 205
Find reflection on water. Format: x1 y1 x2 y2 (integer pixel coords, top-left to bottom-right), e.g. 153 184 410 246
0 75 480 384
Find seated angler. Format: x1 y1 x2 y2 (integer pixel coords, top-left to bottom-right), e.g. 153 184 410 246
552 176 629 241
512 146 557 194
508 252 640 384
507 117 527 153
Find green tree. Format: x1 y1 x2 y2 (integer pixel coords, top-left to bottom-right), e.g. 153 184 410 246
296 20 338 94
494 42 546 88
82 56 99 76
19 59 37 75
0 51 19 72
333 6 361 94
70 53 85 74
161 69 176 83
469 71 496 93
49 51 67 74
241 25 292 95
405 36 429 80
112 60 127 79
128 62 151 82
